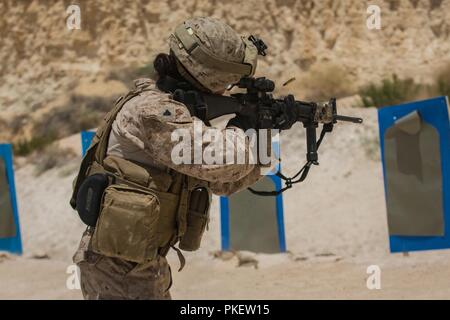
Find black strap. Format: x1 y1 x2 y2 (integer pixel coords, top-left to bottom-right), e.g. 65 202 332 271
248 127 328 196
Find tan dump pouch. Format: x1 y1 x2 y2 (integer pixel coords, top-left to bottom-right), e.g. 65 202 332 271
89 156 181 262
178 187 211 251
91 184 160 263
384 110 444 236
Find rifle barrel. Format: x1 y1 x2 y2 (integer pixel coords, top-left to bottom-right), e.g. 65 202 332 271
335 115 363 123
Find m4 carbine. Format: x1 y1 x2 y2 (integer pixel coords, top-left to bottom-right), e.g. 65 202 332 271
162 76 363 195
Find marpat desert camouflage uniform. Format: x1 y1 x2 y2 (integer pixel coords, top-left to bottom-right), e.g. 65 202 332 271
74 78 265 300
107 78 262 191
74 228 172 300
74 16 264 300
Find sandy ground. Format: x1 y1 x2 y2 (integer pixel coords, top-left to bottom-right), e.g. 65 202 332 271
1 105 450 299
1 251 450 299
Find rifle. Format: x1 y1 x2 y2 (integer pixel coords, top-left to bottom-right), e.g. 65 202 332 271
157 75 363 195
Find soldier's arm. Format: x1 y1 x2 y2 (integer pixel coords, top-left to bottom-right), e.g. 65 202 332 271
133 97 260 184
208 165 263 196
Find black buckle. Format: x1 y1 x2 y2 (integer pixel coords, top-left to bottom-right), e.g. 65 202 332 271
248 35 267 56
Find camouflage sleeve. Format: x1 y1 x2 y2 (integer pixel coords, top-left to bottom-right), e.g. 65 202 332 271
208 165 264 196
137 96 259 184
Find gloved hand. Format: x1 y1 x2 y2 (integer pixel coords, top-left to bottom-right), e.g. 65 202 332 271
274 94 299 130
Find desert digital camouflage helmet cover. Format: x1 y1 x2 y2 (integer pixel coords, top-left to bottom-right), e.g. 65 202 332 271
169 17 261 92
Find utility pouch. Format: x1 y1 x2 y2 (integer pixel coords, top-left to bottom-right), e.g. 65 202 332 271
91 184 160 263
76 174 110 227
178 187 210 251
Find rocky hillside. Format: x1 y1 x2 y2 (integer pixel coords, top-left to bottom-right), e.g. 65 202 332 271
1 0 450 142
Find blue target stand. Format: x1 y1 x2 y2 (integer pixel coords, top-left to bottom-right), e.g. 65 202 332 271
220 136 286 253
81 131 96 156
378 96 450 253
0 144 23 254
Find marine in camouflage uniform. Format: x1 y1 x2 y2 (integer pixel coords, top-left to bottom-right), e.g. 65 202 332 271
73 17 265 300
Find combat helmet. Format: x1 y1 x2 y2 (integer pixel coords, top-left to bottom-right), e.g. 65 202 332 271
169 17 259 93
